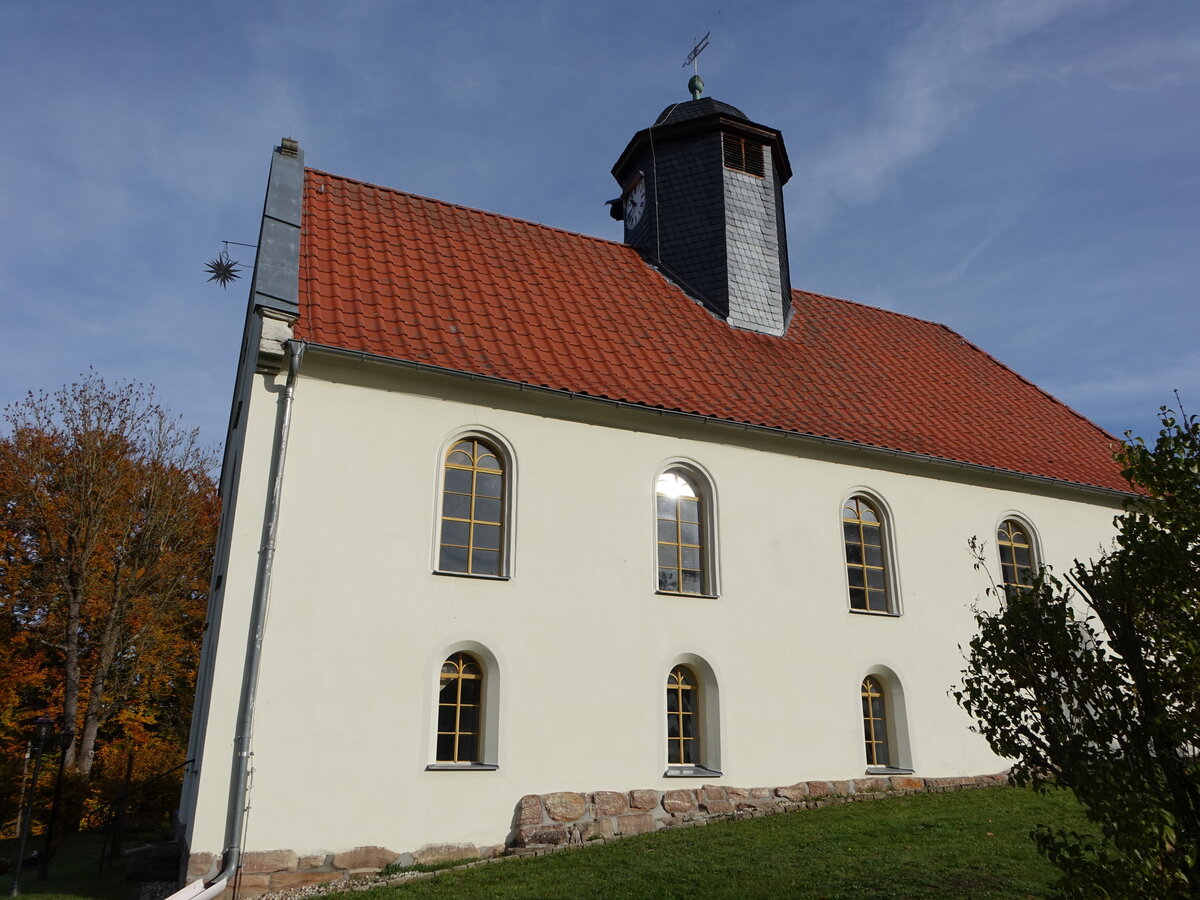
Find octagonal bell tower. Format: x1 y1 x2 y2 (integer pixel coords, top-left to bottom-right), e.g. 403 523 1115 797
611 78 793 335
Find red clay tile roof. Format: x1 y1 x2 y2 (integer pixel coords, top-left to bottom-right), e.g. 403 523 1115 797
296 169 1127 493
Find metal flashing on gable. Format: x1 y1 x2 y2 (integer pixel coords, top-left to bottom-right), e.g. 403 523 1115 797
252 140 305 317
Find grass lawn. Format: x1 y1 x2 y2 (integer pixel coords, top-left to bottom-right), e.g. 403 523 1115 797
361 787 1084 899
3 787 1086 900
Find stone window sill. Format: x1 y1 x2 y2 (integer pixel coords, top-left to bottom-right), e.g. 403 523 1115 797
433 570 511 581
865 766 914 775
656 591 720 600
424 763 499 772
848 608 901 618
663 765 722 778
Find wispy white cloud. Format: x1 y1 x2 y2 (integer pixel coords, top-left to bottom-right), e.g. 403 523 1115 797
792 0 1107 236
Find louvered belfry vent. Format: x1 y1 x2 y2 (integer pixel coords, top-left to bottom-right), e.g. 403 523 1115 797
723 134 765 177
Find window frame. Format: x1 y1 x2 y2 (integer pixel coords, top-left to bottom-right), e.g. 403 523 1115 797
995 515 1040 592
663 654 723 778
653 462 719 598
841 490 900 616
432 430 515 579
859 666 914 775
426 642 501 772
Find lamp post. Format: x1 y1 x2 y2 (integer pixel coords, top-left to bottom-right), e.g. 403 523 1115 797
8 717 53 897
37 728 75 880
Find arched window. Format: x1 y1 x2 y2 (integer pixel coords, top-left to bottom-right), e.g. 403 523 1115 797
439 437 506 576
437 652 482 764
656 467 714 595
996 519 1035 589
861 675 889 767
843 496 892 613
666 665 699 766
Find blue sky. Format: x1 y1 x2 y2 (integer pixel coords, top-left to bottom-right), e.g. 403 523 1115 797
1 0 1197 450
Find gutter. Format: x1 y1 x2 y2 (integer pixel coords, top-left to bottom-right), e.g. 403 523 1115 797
303 341 1132 502
176 340 305 900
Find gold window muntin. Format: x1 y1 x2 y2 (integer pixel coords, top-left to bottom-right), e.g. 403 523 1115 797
997 519 1035 589
667 665 699 766
656 469 706 594
439 438 505 576
843 496 891 613
861 676 890 767
437 652 482 764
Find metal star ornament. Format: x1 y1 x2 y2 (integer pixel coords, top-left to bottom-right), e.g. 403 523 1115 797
205 249 242 288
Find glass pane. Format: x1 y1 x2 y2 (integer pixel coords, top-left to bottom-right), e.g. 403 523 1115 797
1015 547 1032 567
476 451 501 472
443 493 471 520
440 545 468 572
667 690 678 713
447 446 473 466
658 543 678 567
865 545 883 567
471 549 500 576
657 520 677 542
860 504 879 524
682 569 703 593
444 467 472 493
998 544 1014 566
678 498 699 524
668 740 681 764
458 705 480 734
459 678 481 705
439 677 456 700
473 523 501 550
843 522 860 543
437 704 456 732
876 744 890 766
871 696 885 718
457 733 479 763
659 569 679 592
681 739 695 765
862 524 882 547
845 543 863 565
681 547 700 570
475 498 501 523
476 472 502 498
441 520 470 546
868 590 888 612
436 733 455 762
657 496 675 518
867 568 885 590
849 587 867 609
842 504 857 520
847 567 865 588
680 523 700 546
680 691 695 715
667 716 679 738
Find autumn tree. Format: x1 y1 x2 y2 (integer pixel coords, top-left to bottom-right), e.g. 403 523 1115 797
956 406 1200 897
0 373 218 794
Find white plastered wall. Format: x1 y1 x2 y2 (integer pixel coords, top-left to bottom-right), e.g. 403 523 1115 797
184 352 1123 857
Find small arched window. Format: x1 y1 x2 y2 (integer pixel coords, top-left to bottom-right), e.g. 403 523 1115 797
997 519 1035 589
666 665 699 766
843 496 892 613
437 652 482 764
861 676 889 767
656 468 713 595
439 438 505 576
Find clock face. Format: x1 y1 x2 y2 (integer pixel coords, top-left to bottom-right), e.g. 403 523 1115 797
624 179 646 229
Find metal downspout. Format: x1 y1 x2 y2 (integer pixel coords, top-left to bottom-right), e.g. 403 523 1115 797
179 340 305 900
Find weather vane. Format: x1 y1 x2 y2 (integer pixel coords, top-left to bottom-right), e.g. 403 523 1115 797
205 240 255 289
683 32 710 100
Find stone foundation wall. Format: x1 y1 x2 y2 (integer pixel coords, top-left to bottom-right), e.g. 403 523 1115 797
511 772 1010 850
184 772 1008 896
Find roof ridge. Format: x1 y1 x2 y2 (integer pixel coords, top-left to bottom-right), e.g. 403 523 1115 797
305 167 632 252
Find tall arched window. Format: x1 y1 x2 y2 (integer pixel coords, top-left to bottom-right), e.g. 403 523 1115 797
861 675 889 767
666 665 699 765
656 468 713 595
843 496 892 613
996 519 1035 589
437 652 482 764
439 437 505 576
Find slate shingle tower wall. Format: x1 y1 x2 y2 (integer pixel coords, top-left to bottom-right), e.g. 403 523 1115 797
612 97 793 335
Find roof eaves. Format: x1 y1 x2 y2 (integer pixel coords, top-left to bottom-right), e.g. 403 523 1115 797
299 340 1133 501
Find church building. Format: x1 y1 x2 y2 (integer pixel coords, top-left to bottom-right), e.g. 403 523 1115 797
177 82 1127 894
